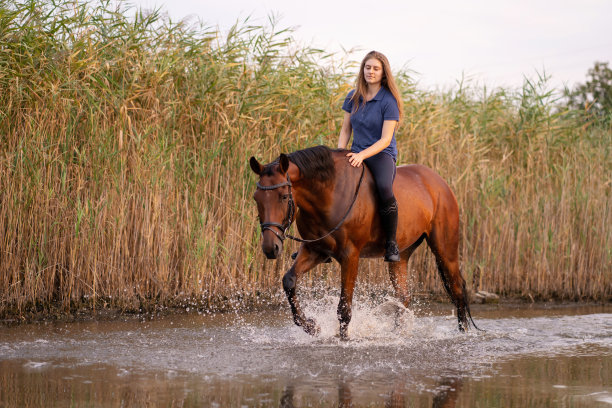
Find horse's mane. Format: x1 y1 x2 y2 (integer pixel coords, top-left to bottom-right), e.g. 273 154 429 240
288 145 337 183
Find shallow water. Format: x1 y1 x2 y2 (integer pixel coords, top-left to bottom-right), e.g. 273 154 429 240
0 299 610 407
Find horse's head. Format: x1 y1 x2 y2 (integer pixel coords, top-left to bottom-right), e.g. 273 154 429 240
249 154 294 259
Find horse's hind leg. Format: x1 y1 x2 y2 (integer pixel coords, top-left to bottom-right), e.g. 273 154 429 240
388 235 425 308
426 227 471 331
388 260 410 307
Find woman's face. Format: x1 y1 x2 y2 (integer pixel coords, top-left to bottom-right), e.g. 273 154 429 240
364 58 384 86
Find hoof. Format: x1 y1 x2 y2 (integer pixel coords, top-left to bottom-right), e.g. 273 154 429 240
339 325 349 341
302 318 320 336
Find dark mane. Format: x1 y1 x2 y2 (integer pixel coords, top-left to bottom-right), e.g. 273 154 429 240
288 145 336 182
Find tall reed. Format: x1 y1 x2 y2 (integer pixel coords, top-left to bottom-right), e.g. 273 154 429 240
0 0 609 318
398 76 610 301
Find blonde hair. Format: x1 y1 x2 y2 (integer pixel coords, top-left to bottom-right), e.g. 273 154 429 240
351 50 403 123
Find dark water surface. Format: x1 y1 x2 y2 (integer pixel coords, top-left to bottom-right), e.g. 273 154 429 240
1 300 610 407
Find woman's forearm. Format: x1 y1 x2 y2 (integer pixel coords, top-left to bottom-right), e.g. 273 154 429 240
346 120 397 167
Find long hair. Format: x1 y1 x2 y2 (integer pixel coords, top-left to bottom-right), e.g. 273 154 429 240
351 50 404 123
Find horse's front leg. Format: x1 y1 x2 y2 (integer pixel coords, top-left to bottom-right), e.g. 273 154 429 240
282 246 326 336
337 248 359 340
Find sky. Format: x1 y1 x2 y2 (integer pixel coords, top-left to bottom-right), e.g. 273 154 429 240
125 0 612 90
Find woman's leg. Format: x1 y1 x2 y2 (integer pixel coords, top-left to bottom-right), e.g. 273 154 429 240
364 153 399 262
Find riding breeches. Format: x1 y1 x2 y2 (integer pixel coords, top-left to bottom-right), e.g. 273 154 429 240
363 151 396 203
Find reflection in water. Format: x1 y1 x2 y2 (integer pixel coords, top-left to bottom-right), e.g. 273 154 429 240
0 347 610 407
0 304 610 407
279 384 295 408
432 377 462 408
278 378 462 408
338 382 352 408
7 357 609 408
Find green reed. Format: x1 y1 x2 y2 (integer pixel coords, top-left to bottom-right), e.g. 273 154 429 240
0 0 609 318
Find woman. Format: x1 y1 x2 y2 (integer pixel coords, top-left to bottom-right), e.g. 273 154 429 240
337 50 403 262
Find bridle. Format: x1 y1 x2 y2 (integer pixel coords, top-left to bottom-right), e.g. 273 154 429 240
256 174 296 243
256 166 365 244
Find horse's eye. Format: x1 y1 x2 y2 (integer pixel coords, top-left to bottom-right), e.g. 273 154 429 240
281 194 290 201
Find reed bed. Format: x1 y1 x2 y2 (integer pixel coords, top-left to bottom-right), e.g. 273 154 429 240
0 0 610 318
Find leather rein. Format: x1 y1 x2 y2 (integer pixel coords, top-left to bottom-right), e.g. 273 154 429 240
256 166 365 244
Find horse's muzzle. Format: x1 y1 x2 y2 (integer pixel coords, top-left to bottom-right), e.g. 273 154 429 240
262 240 281 259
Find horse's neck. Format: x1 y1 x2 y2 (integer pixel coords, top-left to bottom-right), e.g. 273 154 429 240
294 164 364 224
293 179 333 220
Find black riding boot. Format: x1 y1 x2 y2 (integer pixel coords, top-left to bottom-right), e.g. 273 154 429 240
380 197 400 262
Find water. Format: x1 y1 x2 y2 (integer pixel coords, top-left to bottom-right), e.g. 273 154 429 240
0 299 610 407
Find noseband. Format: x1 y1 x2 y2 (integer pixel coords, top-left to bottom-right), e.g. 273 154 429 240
256 166 365 244
256 175 295 242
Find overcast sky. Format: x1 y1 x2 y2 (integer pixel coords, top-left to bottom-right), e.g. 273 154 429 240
126 0 612 90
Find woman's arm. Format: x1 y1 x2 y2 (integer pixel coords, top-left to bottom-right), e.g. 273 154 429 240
337 112 352 149
346 120 397 167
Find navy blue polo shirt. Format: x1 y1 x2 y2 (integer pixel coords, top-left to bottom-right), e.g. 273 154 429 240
342 87 400 159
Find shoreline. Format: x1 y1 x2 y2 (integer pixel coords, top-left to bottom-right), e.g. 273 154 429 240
2 294 609 326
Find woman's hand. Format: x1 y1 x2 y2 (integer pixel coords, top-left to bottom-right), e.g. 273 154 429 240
346 152 365 167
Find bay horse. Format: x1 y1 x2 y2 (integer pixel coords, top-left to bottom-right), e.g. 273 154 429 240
250 145 477 338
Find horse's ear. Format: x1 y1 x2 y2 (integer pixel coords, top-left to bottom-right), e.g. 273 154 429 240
249 156 263 175
279 153 289 174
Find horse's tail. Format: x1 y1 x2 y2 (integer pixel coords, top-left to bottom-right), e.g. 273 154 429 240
463 289 484 332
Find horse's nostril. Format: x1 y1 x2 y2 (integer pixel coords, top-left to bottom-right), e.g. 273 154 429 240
274 243 280 255
265 252 277 260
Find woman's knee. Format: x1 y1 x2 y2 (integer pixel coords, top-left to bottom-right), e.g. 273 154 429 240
377 186 395 203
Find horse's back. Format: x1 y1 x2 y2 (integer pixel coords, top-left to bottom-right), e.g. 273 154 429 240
395 164 458 207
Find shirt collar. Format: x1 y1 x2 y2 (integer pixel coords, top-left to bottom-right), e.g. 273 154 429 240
357 86 386 103
371 86 386 101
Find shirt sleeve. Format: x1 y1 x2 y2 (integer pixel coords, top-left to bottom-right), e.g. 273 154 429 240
382 94 400 121
342 90 355 113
